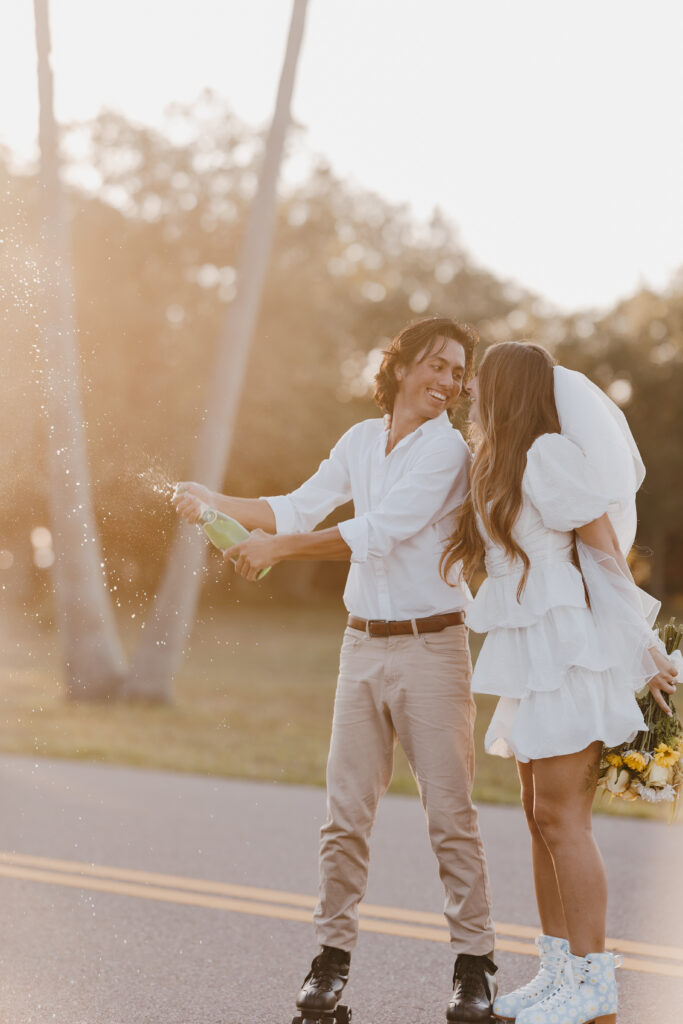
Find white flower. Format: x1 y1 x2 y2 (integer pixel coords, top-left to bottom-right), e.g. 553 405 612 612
631 779 676 803
644 760 673 789
604 766 631 794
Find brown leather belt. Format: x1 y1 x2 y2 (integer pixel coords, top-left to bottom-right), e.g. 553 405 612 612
347 611 465 638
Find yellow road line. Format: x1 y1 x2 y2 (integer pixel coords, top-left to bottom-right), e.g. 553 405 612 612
0 852 681 979
3 851 682 964
0 851 317 908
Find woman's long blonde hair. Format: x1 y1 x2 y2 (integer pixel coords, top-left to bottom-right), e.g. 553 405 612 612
440 341 561 600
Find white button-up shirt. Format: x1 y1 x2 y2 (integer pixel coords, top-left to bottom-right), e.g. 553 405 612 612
263 412 471 619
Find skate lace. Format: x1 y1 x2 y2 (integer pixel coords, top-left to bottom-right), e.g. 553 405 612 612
308 952 346 990
453 955 497 999
515 952 564 999
531 962 578 1013
534 954 622 1012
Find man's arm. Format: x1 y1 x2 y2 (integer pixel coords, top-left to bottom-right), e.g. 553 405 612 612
225 526 351 581
226 433 468 581
173 425 356 546
173 484 276 532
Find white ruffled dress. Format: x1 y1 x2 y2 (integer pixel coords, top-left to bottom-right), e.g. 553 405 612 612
469 432 661 763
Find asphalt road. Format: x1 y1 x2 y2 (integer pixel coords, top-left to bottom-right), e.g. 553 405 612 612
0 755 681 1024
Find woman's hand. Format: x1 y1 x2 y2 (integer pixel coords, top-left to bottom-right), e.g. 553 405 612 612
172 481 214 524
647 646 678 714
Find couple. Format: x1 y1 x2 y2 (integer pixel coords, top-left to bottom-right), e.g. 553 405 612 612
174 316 677 1024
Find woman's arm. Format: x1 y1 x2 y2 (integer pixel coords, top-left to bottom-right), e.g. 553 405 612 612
575 513 629 576
576 514 677 714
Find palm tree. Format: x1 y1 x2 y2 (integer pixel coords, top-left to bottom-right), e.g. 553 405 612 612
34 0 309 702
122 0 310 699
33 0 126 699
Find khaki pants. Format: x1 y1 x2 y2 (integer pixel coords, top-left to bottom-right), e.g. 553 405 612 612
314 624 495 954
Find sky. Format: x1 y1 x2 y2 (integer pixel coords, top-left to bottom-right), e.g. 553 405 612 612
2 0 682 312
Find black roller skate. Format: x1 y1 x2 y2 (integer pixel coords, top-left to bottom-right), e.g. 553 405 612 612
446 952 497 1023
292 945 352 1024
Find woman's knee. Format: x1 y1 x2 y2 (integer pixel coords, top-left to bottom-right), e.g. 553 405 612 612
532 798 562 838
533 798 591 848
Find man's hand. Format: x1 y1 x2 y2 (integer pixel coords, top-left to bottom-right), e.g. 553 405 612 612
224 529 280 582
172 482 214 524
647 646 678 714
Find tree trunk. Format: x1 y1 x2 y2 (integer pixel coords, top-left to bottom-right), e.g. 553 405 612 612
122 0 310 699
33 0 127 698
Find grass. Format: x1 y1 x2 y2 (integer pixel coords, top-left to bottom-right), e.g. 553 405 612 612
0 601 677 821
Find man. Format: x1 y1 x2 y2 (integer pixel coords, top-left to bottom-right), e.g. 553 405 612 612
174 316 496 1023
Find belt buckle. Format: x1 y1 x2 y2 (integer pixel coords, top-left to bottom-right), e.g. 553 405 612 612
367 619 389 638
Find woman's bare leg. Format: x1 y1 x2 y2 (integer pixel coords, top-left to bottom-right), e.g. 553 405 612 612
517 759 567 939
531 741 607 955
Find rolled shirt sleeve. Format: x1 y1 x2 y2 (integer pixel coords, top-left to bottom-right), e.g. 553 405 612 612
338 435 469 564
337 516 369 563
261 426 355 534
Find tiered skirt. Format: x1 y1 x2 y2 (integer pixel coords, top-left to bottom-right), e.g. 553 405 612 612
469 547 660 762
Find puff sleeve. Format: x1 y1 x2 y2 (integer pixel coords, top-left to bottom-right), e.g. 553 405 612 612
523 432 637 539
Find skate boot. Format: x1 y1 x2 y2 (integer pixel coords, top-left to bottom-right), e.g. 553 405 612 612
492 934 569 1020
292 945 352 1024
446 952 498 1023
516 951 620 1024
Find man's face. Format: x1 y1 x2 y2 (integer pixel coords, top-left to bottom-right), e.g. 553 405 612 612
396 337 467 421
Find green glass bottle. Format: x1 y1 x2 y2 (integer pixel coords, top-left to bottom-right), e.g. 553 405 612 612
198 508 271 580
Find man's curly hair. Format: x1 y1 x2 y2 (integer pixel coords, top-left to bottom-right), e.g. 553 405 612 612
374 316 478 419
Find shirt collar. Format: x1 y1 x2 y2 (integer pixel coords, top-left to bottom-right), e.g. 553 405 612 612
382 410 453 453
418 410 454 437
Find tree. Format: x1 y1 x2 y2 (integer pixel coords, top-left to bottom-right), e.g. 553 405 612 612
18 0 680 708
121 0 311 699
30 0 310 701
33 0 126 698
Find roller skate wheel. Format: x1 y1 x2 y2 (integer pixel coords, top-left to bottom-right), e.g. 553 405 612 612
291 1007 351 1024
291 1010 351 1024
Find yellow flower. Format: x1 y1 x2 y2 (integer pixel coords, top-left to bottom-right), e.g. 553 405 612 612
623 750 648 772
653 743 681 768
605 753 623 768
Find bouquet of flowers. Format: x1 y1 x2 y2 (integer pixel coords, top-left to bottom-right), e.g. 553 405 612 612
598 618 683 808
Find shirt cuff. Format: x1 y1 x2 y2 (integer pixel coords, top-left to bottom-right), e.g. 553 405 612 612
338 516 369 564
259 495 299 535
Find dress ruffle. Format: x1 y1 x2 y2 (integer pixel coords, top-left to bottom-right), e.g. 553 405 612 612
470 542 662 763
485 679 646 762
473 604 617 699
467 559 586 632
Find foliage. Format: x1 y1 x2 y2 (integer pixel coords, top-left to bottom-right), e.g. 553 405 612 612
1 94 682 606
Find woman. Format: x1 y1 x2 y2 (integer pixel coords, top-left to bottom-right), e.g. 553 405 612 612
441 342 677 1024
